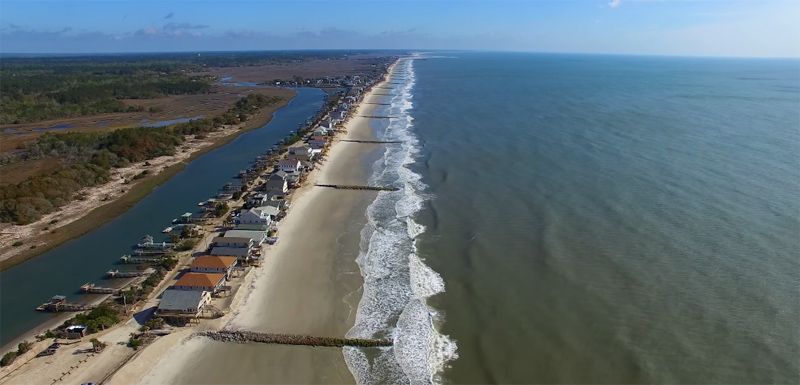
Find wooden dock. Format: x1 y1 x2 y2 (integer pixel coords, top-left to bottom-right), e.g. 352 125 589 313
315 184 399 192
134 249 166 256
36 296 98 312
120 255 162 264
80 283 119 294
107 269 149 278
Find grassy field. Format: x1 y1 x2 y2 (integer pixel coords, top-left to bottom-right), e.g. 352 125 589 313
0 90 296 271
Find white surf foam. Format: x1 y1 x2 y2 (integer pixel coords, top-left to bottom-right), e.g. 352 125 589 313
344 58 458 384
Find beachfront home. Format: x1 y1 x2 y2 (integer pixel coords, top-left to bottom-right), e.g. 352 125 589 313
211 236 253 249
265 174 288 194
236 207 273 226
309 137 328 149
157 289 211 316
210 247 250 261
233 223 269 231
190 256 238 278
225 229 268 245
288 146 315 162
173 272 226 292
278 159 302 173
248 192 269 207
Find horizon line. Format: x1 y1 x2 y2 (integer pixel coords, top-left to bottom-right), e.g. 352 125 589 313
0 49 798 60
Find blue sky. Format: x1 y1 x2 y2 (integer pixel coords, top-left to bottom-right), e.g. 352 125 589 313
0 0 798 57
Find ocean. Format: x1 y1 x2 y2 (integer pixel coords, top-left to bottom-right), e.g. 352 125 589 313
346 53 799 384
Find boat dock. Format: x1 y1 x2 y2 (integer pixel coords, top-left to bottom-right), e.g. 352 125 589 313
36 295 98 312
107 269 149 278
120 255 163 264
80 283 119 294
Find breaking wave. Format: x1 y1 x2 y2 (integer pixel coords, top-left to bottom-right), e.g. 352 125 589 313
344 58 458 384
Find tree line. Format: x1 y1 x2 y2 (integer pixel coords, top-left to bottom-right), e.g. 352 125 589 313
0 93 283 224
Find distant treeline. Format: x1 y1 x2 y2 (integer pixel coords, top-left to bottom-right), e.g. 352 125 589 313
0 69 212 124
0 51 401 124
0 93 282 224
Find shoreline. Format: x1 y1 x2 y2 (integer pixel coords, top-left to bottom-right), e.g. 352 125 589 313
0 89 297 272
104 61 400 385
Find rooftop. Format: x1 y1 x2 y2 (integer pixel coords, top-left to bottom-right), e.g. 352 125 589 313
158 289 208 312
174 272 225 288
191 256 238 270
278 159 301 166
211 236 252 244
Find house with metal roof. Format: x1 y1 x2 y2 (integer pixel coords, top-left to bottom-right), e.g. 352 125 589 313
157 289 211 316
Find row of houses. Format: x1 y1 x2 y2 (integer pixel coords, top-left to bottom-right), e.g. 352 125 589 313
153 60 393 324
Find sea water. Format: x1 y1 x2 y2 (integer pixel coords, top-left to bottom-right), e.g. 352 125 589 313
345 53 799 384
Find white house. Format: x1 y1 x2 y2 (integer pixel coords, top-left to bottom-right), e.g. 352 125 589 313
236 207 273 226
225 229 268 245
211 236 253 248
278 159 302 173
288 146 314 162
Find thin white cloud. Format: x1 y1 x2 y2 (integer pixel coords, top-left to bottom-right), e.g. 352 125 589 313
609 0 621 8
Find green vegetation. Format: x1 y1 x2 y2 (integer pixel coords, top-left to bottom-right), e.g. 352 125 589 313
11 241 22 247
62 305 120 334
0 57 213 124
128 334 142 349
0 351 17 367
213 202 229 217
0 93 282 224
17 340 33 355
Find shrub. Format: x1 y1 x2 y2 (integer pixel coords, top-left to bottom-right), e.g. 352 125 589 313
29 245 37 249
49 219 58 224
0 351 17 367
17 340 33 355
12 241 22 247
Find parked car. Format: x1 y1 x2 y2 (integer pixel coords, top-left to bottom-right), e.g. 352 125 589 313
36 349 56 357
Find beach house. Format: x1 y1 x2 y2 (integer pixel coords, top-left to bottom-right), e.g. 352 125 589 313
236 206 274 226
265 173 288 194
288 146 315 162
157 289 211 317
225 229 268 246
209 246 250 261
309 136 328 149
278 159 302 173
173 272 226 292
190 256 238 278
211 236 253 249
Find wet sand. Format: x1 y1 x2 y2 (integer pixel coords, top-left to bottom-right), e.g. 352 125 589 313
105 75 394 385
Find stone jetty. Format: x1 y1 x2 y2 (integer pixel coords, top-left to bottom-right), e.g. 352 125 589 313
197 330 392 348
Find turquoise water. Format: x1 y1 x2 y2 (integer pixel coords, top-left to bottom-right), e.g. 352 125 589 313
0 88 325 346
348 54 799 384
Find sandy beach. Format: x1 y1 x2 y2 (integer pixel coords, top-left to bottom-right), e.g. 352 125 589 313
100 68 397 385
